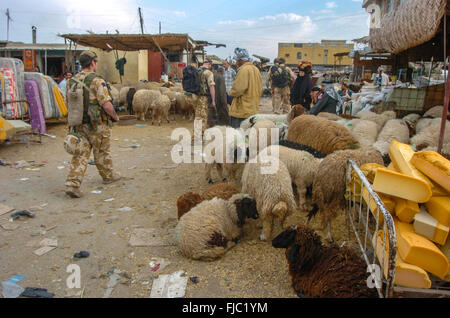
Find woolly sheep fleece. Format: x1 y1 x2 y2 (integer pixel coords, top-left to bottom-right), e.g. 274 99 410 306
372 119 410 156
132 89 161 121
241 160 297 241
311 147 384 229
264 145 323 211
287 115 360 154
176 194 256 261
149 94 171 125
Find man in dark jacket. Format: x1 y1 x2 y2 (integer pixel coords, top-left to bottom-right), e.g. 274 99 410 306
290 62 313 110
308 82 344 116
208 66 230 127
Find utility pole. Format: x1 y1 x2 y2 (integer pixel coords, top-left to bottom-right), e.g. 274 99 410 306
6 9 13 42
138 7 144 34
159 21 161 34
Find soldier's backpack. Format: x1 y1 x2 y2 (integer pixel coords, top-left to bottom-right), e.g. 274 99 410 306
270 65 290 88
182 65 200 94
66 73 97 127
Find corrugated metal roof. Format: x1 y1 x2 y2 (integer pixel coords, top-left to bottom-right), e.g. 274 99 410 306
0 42 87 51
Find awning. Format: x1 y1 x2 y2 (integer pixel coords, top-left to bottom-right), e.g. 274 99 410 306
59 33 197 52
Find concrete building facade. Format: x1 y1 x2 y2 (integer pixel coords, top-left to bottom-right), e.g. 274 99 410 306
277 40 354 70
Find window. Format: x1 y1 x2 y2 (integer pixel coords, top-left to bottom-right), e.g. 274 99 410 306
285 53 290 57
297 52 302 59
279 43 291 47
304 53 307 57
306 43 314 48
294 43 303 48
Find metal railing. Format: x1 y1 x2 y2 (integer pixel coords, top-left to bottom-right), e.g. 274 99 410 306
345 159 397 298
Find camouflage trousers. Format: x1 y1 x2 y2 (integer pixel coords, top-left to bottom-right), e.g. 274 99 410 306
194 95 209 140
272 86 291 114
65 124 114 189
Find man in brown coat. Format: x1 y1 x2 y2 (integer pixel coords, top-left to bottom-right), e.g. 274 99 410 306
229 48 263 129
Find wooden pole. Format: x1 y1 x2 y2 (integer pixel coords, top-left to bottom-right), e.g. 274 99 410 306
138 7 144 35
437 12 448 154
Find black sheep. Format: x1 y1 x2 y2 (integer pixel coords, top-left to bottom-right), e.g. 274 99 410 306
278 139 327 159
272 224 378 298
126 88 137 115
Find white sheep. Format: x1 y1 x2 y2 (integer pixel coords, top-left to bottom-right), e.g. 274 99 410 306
263 145 323 212
351 120 379 148
240 114 288 131
132 89 161 121
372 119 410 159
175 194 259 261
241 159 298 241
109 85 120 106
415 118 442 134
119 86 131 107
410 120 450 151
204 125 248 184
424 106 444 118
335 118 362 133
248 119 279 159
356 110 396 132
149 94 172 125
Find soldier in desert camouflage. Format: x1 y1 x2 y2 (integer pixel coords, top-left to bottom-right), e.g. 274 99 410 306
64 50 121 198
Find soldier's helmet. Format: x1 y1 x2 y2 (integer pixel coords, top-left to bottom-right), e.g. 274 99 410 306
64 134 82 156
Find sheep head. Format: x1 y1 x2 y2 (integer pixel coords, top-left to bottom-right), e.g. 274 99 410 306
232 195 258 227
273 224 324 269
288 105 307 124
272 225 298 248
177 192 203 220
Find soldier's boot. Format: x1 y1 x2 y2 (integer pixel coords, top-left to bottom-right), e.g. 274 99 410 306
103 173 122 185
65 186 82 198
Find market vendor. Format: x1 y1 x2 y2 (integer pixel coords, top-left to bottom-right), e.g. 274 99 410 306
308 82 344 116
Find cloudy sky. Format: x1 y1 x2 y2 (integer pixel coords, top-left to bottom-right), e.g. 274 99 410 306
0 0 369 60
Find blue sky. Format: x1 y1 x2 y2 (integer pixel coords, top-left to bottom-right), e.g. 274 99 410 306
0 0 369 59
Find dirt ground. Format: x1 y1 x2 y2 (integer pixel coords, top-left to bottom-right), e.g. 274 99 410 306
0 98 352 298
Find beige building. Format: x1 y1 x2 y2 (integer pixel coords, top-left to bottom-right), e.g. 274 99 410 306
277 40 354 70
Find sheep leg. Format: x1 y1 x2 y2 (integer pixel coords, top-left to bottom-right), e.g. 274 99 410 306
295 180 308 213
216 163 224 181
205 163 214 184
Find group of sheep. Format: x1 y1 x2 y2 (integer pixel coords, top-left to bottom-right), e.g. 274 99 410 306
333 105 450 162
109 81 195 125
173 102 448 298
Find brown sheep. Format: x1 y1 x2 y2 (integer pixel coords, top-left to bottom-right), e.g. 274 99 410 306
308 147 384 242
286 104 307 125
175 92 195 120
272 224 377 298
177 183 240 219
287 115 360 154
177 192 203 220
